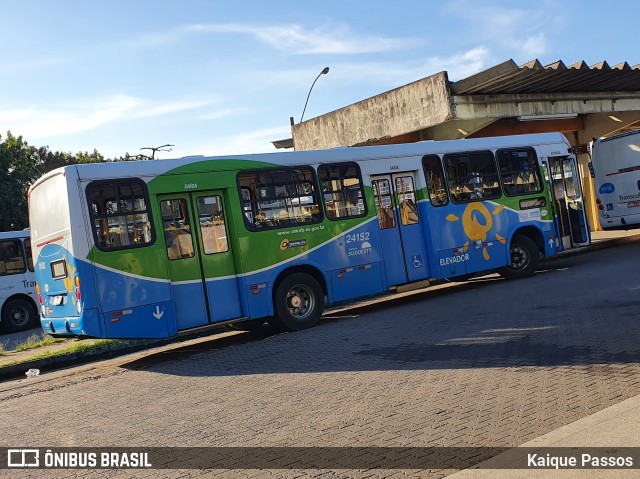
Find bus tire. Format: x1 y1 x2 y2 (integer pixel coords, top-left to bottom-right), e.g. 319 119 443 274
269 273 323 331
2 297 38 333
497 234 540 280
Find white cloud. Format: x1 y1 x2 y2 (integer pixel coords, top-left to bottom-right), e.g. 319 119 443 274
0 95 219 139
521 33 547 58
325 47 491 88
177 125 292 157
184 23 420 55
442 1 551 60
198 108 247 121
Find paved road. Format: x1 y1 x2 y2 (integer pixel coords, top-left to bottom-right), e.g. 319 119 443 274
1 241 639 478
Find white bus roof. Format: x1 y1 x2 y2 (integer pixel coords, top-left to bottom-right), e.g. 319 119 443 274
0 229 30 240
30 132 570 189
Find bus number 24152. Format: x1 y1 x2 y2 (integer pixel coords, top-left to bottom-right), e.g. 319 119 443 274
346 232 370 243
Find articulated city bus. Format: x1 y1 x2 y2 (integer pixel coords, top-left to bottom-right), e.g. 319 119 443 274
591 130 640 230
0 229 39 333
28 133 590 339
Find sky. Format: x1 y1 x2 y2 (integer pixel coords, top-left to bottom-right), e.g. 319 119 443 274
1 0 639 160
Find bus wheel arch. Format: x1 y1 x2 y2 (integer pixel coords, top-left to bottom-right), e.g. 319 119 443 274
269 266 327 331
497 228 542 280
1 294 39 333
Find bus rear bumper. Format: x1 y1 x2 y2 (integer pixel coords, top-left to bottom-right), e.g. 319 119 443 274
40 309 102 338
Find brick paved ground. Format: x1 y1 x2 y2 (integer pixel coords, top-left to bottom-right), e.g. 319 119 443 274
1 241 639 478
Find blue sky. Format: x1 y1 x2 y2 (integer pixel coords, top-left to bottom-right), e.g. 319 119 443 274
1 0 638 160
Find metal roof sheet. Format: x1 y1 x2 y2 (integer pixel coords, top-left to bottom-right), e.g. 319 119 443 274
450 59 640 95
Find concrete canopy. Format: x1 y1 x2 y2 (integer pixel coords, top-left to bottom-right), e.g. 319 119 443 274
291 59 640 151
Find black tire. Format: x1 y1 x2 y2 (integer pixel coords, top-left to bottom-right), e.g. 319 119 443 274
268 273 324 331
496 234 540 280
2 297 38 333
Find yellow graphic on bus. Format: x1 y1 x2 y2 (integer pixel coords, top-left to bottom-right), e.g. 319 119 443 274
446 203 506 260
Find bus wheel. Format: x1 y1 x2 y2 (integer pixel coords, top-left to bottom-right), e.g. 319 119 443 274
2 298 38 333
270 273 323 331
497 235 540 280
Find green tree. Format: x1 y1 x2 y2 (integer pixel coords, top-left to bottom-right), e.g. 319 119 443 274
0 131 106 230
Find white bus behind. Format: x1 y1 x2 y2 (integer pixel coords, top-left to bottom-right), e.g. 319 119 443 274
591 130 640 229
0 229 39 333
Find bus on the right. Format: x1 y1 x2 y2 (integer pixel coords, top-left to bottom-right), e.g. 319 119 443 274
591 130 640 230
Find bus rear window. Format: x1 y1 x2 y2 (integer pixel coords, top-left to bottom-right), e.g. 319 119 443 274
51 259 68 279
87 179 155 250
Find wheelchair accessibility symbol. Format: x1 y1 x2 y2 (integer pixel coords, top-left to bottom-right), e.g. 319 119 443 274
412 255 423 268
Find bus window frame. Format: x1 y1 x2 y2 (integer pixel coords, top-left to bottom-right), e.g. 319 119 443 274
443 150 502 204
318 161 368 221
0 239 27 276
86 178 156 252
496 147 544 197
421 154 449 207
236 166 323 232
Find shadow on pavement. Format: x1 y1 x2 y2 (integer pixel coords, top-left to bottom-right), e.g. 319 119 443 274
120 245 640 378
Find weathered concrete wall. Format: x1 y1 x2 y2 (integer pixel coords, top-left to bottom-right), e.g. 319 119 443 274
292 72 453 150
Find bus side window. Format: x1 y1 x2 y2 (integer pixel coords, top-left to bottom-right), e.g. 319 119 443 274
497 148 543 196
422 155 449 207
318 162 367 220
0 240 26 275
237 168 322 231
444 151 500 203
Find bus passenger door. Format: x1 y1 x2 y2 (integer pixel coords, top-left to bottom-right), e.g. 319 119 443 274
371 173 429 287
159 191 241 331
190 191 241 323
546 157 590 249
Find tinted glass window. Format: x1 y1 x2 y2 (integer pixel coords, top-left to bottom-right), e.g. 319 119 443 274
0 240 26 276
197 196 229 254
497 149 543 196
396 176 419 225
237 168 321 231
372 179 395 229
422 155 448 206
443 151 501 203
161 199 194 260
318 163 367 220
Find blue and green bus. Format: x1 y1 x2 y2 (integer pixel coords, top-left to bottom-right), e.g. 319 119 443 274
28 132 590 339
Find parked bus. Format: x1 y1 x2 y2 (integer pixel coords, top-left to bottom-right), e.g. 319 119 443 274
0 229 39 333
591 130 640 230
28 132 590 339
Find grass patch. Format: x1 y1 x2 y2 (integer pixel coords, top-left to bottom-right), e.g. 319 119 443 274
13 334 66 352
23 339 116 361
0 343 5 356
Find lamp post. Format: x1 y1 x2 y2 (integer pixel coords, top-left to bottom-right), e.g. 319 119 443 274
300 67 329 123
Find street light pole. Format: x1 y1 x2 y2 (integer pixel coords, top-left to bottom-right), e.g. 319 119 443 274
300 67 329 124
